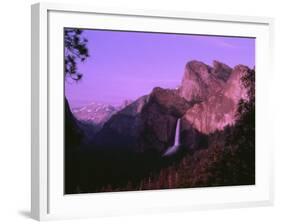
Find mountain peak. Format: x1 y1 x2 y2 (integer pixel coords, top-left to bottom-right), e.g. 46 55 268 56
185 60 209 68
72 102 118 126
212 60 233 82
212 60 231 68
233 64 251 72
180 60 224 102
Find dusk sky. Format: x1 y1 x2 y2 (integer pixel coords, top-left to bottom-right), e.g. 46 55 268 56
65 29 255 108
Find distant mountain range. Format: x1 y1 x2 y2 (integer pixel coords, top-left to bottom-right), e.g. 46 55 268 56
72 100 133 126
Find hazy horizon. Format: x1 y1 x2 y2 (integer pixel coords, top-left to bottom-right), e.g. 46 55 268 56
65 29 255 108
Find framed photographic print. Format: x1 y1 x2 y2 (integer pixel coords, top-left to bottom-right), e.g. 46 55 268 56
31 2 274 221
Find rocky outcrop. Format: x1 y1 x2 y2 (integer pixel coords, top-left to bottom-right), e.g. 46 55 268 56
179 60 228 102
223 65 250 103
183 63 252 134
148 87 191 117
211 60 233 82
184 92 237 133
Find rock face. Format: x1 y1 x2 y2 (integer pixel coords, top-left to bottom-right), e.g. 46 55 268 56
184 92 236 134
179 60 229 102
211 60 233 82
92 87 197 154
223 65 250 103
181 61 252 134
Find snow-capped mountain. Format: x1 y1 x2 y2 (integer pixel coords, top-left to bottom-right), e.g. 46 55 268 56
72 100 133 126
72 102 117 125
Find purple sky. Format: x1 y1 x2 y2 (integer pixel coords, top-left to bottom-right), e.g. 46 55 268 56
65 29 255 108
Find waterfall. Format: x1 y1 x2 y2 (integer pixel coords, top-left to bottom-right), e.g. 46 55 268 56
163 118 181 156
174 118 180 146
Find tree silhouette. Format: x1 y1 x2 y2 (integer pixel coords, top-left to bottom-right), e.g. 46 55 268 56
64 28 89 81
64 28 90 194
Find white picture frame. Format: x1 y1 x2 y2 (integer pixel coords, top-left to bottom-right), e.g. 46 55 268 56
31 2 275 221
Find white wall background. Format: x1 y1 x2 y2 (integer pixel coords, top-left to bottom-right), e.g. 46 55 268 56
0 0 280 223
